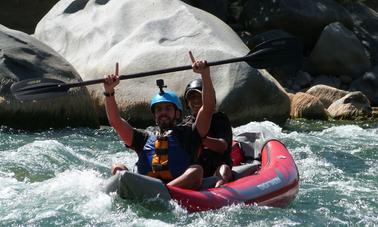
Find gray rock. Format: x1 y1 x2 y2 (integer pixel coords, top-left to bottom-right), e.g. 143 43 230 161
345 2 378 65
291 83 301 92
245 30 302 84
34 0 291 125
311 75 342 89
241 0 353 48
296 71 313 87
350 69 378 106
229 0 244 23
309 22 371 77
218 68 291 125
0 25 99 130
339 75 353 84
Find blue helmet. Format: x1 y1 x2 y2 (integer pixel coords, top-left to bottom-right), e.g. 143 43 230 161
150 91 183 113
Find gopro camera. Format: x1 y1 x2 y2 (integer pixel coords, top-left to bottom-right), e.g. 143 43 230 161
156 79 167 94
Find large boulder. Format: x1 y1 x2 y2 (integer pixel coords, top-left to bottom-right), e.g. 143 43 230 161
0 25 99 130
350 68 378 106
241 0 353 48
310 75 342 89
306 84 349 108
327 91 372 119
34 0 291 125
308 22 371 77
345 2 378 65
219 69 290 125
289 92 328 120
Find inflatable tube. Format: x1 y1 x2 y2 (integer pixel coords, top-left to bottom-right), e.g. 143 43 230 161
104 138 299 212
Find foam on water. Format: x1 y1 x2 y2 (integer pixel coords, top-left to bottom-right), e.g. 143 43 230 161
0 176 21 201
0 168 114 225
233 121 283 139
0 122 377 226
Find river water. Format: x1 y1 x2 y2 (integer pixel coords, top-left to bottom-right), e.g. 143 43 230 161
0 120 377 226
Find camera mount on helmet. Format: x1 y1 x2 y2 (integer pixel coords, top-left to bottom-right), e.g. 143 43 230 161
150 79 183 112
156 79 167 94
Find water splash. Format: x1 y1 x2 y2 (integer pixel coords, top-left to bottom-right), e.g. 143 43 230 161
0 122 377 226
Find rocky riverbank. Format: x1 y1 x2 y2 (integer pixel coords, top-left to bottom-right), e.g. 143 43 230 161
0 0 377 130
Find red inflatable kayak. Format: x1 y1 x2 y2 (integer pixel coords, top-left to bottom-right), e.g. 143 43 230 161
168 139 299 212
104 138 299 212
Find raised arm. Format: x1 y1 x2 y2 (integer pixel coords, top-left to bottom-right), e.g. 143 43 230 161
189 52 216 137
104 63 134 146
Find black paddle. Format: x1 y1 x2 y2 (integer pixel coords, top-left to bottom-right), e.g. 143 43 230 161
11 37 302 101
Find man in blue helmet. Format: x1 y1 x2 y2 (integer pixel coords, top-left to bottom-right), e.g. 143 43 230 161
103 53 215 190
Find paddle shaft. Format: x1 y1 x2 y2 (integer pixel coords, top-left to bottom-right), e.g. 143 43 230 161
58 51 260 89
11 36 303 101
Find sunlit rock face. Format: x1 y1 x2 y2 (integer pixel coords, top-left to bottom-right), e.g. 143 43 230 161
35 0 291 125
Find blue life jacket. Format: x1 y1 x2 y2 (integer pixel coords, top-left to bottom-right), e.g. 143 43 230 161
137 132 190 181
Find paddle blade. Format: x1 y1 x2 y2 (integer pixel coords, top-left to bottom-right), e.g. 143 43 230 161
246 37 303 69
11 78 69 101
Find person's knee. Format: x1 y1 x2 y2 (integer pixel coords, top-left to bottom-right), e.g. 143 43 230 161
214 164 232 188
217 164 232 181
223 165 232 181
189 164 203 177
187 164 203 188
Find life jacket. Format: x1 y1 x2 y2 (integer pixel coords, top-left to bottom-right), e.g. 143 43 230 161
137 130 190 182
147 134 173 180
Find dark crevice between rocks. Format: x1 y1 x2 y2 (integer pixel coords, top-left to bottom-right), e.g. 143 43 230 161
64 0 89 14
95 0 110 5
